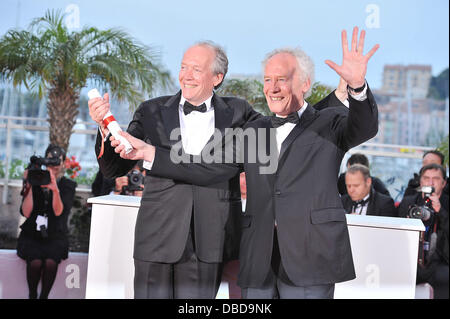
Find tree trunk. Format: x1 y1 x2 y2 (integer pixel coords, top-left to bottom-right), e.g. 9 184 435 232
47 87 79 153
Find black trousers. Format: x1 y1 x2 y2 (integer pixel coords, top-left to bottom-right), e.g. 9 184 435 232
134 223 221 299
241 227 335 299
418 254 449 299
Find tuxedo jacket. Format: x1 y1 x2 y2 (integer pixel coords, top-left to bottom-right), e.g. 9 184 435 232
236 88 378 287
341 187 397 217
150 87 378 287
95 91 259 263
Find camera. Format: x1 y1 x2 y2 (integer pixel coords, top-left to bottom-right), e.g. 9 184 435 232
416 186 434 195
122 169 144 194
408 205 434 221
407 186 435 221
26 155 61 186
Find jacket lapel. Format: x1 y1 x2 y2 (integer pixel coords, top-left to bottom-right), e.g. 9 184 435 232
160 91 182 146
367 187 377 216
265 119 277 185
200 94 235 151
212 94 234 137
278 105 319 162
253 118 277 186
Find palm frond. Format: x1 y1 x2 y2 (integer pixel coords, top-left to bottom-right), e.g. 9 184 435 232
1 8 173 150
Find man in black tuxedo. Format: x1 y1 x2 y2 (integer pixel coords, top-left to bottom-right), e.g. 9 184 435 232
338 153 390 197
341 164 397 217
233 28 379 298
118 27 380 298
88 41 261 299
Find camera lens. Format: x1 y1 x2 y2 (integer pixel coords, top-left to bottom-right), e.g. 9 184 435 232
129 170 143 186
408 205 433 221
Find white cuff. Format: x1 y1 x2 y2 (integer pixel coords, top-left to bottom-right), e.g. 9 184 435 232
143 160 154 170
348 81 368 101
343 99 350 108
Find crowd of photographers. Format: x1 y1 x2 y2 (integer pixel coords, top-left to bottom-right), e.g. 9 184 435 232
339 150 448 299
15 144 448 298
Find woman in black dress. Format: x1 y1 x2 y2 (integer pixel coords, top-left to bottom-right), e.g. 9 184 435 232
17 145 77 299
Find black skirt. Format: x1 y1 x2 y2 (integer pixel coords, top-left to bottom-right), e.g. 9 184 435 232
16 231 69 264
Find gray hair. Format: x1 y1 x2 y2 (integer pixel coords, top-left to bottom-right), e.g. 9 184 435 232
347 164 371 181
192 41 228 89
262 47 315 98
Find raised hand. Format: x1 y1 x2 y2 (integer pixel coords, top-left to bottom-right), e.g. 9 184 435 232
325 27 379 89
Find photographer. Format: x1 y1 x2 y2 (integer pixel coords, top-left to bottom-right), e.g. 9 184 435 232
16 144 77 299
398 163 449 299
112 161 145 197
403 150 449 198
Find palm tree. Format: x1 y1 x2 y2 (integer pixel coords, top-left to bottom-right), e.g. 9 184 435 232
217 78 270 115
306 82 333 106
0 9 172 151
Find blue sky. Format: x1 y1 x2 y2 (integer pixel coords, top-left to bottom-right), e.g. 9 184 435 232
0 0 448 90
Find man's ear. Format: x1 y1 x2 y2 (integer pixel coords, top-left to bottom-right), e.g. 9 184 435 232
367 177 372 188
302 78 311 95
213 73 224 88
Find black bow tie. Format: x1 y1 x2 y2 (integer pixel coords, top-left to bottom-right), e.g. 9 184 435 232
183 101 207 115
351 197 370 213
270 112 300 128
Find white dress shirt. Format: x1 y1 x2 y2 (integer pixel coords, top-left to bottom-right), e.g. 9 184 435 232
274 85 368 152
352 193 370 216
179 95 215 155
274 101 309 156
143 94 215 170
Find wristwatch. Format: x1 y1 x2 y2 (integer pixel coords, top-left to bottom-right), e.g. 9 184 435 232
347 82 366 94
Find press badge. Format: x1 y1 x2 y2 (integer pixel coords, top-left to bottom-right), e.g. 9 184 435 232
36 215 48 231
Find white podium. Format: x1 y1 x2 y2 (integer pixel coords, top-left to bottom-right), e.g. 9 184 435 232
86 195 424 299
335 214 424 299
86 195 140 299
